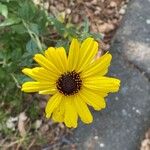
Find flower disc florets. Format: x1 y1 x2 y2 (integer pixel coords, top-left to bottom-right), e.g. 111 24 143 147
56 71 82 96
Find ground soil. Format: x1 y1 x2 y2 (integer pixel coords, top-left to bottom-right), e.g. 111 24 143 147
140 129 150 150
46 0 129 50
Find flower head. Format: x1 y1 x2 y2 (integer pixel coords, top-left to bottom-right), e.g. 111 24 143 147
22 38 120 128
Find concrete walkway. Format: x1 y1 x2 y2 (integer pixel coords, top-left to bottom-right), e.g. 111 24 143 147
71 0 150 149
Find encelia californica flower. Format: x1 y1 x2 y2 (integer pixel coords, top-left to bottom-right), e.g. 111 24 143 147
21 38 120 128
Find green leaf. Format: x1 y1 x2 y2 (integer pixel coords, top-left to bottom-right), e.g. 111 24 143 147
90 32 104 40
11 48 22 62
26 39 39 55
0 68 5 80
18 0 36 21
36 10 48 33
0 49 4 59
29 23 39 35
11 24 26 34
48 15 65 35
20 52 33 66
66 25 78 38
0 3 8 18
0 17 21 27
79 32 91 41
82 18 90 33
16 74 31 84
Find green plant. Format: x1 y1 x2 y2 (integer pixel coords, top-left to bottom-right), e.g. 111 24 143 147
0 0 103 124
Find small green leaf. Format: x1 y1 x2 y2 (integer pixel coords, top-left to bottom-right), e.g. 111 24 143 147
18 0 36 21
11 48 22 62
26 39 39 55
0 68 5 80
29 23 39 35
0 17 21 27
0 50 4 59
48 15 65 35
11 24 26 34
79 32 91 41
21 52 33 66
66 25 78 38
82 18 90 33
90 32 104 40
0 3 8 18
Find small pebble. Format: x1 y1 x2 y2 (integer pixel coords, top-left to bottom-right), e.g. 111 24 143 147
136 109 141 115
95 11 99 15
122 109 127 116
146 19 150 24
110 1 117 8
33 0 40 5
99 143 105 148
96 6 102 11
91 0 97 5
115 96 119 101
119 8 126 15
35 120 42 129
66 8 71 14
132 107 136 110
56 3 65 12
94 136 99 140
6 117 18 131
98 23 115 33
43 2 49 10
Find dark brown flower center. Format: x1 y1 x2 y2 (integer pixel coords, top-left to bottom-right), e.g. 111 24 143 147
56 71 82 96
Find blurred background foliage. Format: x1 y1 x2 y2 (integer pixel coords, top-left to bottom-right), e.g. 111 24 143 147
0 0 103 130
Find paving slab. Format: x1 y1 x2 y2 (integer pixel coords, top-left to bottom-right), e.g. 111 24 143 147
113 0 150 78
70 0 150 149
71 52 150 150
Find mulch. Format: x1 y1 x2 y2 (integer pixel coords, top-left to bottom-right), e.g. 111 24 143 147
46 0 129 50
140 129 150 150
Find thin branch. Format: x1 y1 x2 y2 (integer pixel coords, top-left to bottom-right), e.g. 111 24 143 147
22 20 43 53
10 73 21 88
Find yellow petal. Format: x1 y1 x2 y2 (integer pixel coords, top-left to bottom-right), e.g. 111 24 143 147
87 89 108 97
22 68 39 81
52 100 65 122
21 81 55 93
34 54 61 75
44 47 55 59
74 95 93 124
84 76 121 93
68 39 80 71
64 96 78 128
81 53 112 78
79 87 106 110
56 47 68 72
22 67 57 82
77 38 98 72
39 89 57 95
45 47 68 73
45 93 62 118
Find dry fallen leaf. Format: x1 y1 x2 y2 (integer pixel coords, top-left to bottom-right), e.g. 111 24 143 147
18 112 27 137
6 117 18 131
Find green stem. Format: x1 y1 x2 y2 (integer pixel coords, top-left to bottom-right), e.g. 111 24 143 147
10 73 21 88
22 20 43 53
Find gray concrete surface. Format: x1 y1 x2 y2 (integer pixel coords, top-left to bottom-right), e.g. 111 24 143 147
71 0 150 149
113 0 150 78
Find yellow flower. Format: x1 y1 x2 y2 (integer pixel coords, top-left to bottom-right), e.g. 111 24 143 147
22 38 120 128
